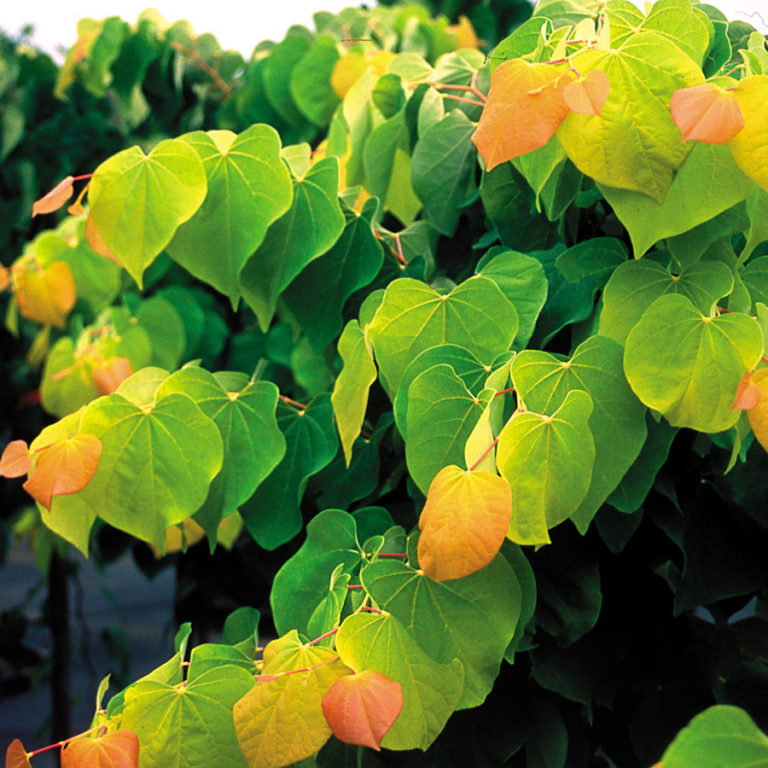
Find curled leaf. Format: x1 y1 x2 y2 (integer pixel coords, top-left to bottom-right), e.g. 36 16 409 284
23 433 102 511
418 465 512 581
5 739 32 768
61 730 139 768
562 69 610 116
321 670 403 750
92 357 133 396
670 83 745 144
32 176 74 217
731 370 762 410
0 440 32 478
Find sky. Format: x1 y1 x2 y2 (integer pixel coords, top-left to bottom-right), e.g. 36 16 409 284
0 0 765 61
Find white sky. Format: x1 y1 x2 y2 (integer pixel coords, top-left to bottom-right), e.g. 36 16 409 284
1 0 765 61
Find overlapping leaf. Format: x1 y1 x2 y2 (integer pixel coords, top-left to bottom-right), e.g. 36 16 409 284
670 83 744 143
729 75 768 194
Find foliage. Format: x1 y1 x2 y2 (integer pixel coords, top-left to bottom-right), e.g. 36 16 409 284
2 1 768 767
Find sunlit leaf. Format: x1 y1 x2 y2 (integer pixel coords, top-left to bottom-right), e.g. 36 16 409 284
0 440 32 478
729 75 768 193
32 176 74 217
321 670 403 751
61 730 139 768
746 369 768 452
562 69 610 116
670 83 744 143
15 260 76 329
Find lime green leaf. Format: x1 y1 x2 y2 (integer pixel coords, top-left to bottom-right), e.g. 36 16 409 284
497 390 595 545
239 158 345 331
362 555 521 709
623 294 763 432
167 126 293 306
599 259 735 343
335 612 464 751
331 320 377 467
405 364 490 494
368 276 518 396
88 138 207 287
511 335 647 533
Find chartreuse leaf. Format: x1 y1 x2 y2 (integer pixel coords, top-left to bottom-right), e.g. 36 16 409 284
729 75 768 194
624 294 763 432
283 198 383 352
660 705 768 768
234 632 351 768
240 395 338 550
239 157 345 331
405 364 491 494
557 32 703 203
597 142 756 257
167 126 293 306
14 259 75 329
511 336 647 533
61 391 223 548
155 368 285 533
745 369 768 452
496 390 595 545
88 138 207 287
367 276 518 396
331 320 377 467
61 731 138 768
270 509 364 637
418 466 512 581
335 612 464 751
117 664 253 768
362 553 521 709
599 259 735 343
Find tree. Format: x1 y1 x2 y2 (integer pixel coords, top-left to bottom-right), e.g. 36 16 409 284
2 1 768 766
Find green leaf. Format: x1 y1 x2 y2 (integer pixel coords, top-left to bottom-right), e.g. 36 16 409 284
290 34 340 126
167 126 293 306
624 294 764 432
88 138 207 287
239 395 338 550
554 237 627 286
361 555 521 709
599 259 735 343
405 364 490 494
263 31 315 128
411 109 476 236
335 612 464 751
367 276 518 396
496 390 595 545
133 296 186 370
511 335 647 533
661 705 768 768
118 665 254 768
331 320 378 467
239 157 345 331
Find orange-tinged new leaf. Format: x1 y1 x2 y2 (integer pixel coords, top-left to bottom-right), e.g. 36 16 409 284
562 69 610 116
321 670 403 751
448 15 480 49
731 370 762 410
418 465 512 581
23 433 102 511
92 357 133 396
0 440 32 478
0 265 10 292
472 58 574 171
670 83 745 144
5 739 32 768
15 261 76 328
747 369 768 452
61 730 139 768
32 176 74 217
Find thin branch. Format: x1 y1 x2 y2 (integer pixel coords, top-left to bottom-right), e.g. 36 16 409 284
171 41 231 100
279 394 307 411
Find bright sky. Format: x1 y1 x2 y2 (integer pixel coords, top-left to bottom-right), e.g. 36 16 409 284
0 0 765 61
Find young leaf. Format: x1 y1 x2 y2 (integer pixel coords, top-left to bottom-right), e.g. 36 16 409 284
732 370 762 410
32 176 74 217
23 433 102 511
61 730 139 768
321 670 403 751
0 440 32 478
15 260 76 329
5 739 31 768
746 369 768 452
562 69 610 116
670 83 744 143
472 58 574 171
91 357 133 396
418 465 512 581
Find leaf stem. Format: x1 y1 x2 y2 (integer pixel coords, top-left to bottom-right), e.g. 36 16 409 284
440 93 486 107
307 627 339 646
493 386 515 397
71 174 94 182
362 605 384 614
378 552 408 558
347 584 365 589
171 41 231 100
27 723 102 756
468 436 500 472
279 394 307 411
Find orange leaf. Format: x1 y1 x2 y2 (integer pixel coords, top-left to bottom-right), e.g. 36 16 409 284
5 739 32 768
731 370 762 410
418 465 512 581
15 261 76 329
85 215 123 267
472 58 574 171
747 369 768 452
321 670 403 751
0 440 32 478
32 176 74 217
23 433 102 511
670 83 745 144
61 731 139 768
562 69 610 116
0 265 10 292
92 357 133 396
448 15 480 50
